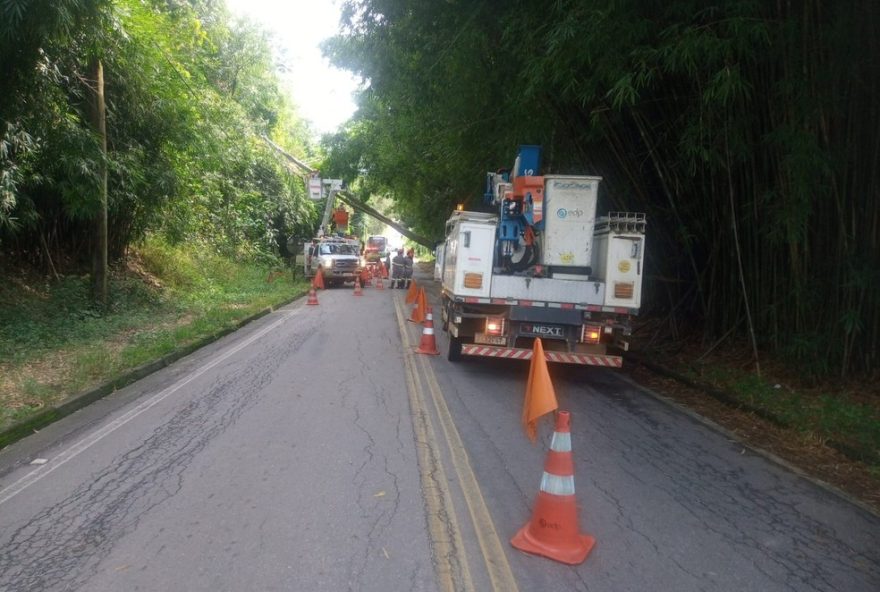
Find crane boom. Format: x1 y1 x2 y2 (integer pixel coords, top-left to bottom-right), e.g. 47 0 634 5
336 192 434 249
261 135 316 174
260 136 436 248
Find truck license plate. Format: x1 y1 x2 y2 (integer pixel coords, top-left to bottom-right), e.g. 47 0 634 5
475 333 506 346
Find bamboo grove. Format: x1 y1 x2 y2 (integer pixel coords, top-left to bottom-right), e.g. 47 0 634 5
0 0 318 270
321 0 879 378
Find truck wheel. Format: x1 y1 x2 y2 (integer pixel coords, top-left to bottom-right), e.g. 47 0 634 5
441 299 450 331
447 335 462 362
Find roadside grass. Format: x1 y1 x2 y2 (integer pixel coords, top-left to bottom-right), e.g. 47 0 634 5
685 364 880 468
0 238 307 430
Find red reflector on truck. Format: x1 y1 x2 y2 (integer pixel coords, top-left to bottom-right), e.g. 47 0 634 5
463 273 483 289
460 345 622 367
614 282 634 299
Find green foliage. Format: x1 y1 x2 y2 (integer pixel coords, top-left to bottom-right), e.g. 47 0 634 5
0 236 306 429
694 365 880 466
0 0 317 266
325 0 880 377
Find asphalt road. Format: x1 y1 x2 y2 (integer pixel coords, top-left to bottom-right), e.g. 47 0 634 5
0 271 877 592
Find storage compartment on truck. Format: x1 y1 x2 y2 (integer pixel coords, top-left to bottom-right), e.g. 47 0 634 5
592 212 646 310
441 212 496 299
542 175 601 277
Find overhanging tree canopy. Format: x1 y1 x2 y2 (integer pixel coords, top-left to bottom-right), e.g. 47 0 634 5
322 0 879 377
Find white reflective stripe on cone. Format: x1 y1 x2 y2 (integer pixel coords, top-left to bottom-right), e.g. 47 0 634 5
424 328 434 334
540 472 575 496
549 432 571 453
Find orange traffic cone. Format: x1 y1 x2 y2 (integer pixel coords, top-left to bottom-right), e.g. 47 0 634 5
376 272 384 290
405 280 419 304
313 271 325 290
416 306 440 355
353 278 363 296
511 411 595 565
306 286 319 305
381 262 389 279
409 288 426 323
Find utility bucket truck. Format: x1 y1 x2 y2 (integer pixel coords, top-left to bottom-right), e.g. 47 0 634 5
439 145 646 366
363 235 388 275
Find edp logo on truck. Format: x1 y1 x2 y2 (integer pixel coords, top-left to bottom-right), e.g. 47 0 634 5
556 208 585 219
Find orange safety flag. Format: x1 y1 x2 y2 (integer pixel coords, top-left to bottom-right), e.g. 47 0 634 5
405 280 419 304
409 288 427 324
522 338 559 443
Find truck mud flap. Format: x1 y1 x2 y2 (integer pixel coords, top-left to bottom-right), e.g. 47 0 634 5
460 345 622 367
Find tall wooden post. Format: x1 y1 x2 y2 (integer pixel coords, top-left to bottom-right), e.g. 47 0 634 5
89 58 108 304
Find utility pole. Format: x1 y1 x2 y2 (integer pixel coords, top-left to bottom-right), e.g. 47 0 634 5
89 58 108 304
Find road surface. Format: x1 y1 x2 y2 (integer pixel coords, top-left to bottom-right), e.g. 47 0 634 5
0 272 877 591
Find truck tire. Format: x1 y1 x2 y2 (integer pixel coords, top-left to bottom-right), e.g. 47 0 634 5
441 298 451 331
447 335 462 362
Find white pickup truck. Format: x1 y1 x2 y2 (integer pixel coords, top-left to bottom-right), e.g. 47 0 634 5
302 236 362 288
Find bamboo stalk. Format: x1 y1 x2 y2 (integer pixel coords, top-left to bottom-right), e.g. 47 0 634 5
726 128 761 377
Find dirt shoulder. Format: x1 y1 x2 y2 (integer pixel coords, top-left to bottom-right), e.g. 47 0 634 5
623 341 880 515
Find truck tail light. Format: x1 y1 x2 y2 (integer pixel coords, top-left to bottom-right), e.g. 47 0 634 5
485 317 507 336
580 324 602 344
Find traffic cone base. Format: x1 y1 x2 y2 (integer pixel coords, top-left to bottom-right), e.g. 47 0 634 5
306 287 319 305
511 492 595 565
416 307 440 355
511 410 594 565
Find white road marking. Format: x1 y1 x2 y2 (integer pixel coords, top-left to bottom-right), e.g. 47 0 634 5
0 308 301 506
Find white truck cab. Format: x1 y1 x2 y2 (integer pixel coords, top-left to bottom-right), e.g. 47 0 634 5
304 237 362 287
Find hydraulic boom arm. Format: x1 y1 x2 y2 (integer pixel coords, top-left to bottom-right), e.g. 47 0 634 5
260 135 435 248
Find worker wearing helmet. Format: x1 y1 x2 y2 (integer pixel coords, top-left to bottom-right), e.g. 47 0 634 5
391 249 406 289
403 249 414 289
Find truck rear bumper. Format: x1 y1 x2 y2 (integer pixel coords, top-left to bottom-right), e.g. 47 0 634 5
459 345 622 367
